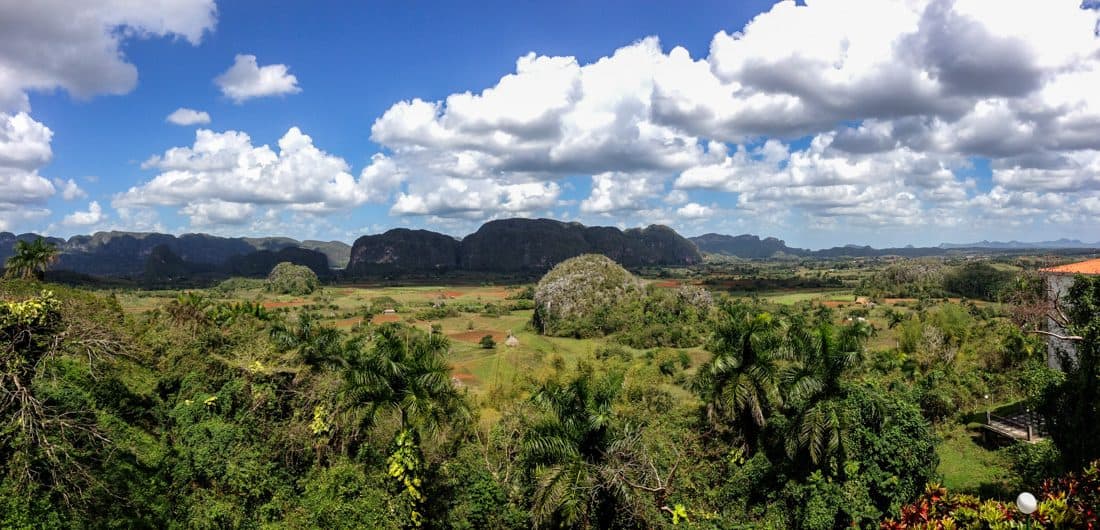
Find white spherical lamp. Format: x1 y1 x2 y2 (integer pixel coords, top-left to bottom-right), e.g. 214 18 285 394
1016 492 1037 515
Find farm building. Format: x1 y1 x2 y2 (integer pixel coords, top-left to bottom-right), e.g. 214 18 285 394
1039 258 1100 370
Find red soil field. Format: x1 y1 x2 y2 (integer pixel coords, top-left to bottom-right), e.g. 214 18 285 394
883 297 965 305
653 280 682 288
371 314 402 324
450 370 477 387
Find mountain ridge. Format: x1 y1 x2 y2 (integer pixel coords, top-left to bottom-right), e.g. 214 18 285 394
346 218 703 276
0 231 351 274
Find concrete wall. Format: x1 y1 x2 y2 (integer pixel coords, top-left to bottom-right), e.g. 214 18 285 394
1045 274 1078 371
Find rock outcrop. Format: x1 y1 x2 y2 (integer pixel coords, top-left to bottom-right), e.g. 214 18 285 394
345 229 462 276
0 231 349 277
689 233 808 258
532 254 645 337
346 219 703 276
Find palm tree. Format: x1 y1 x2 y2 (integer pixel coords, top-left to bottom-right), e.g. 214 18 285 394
4 237 59 280
521 367 650 529
692 301 783 450
270 312 348 370
343 323 465 433
781 320 871 473
342 323 467 527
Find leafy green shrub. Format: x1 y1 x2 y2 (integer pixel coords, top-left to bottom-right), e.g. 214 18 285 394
279 462 396 529
481 303 510 317
942 262 1013 301
415 305 458 320
213 277 265 294
479 335 495 349
884 460 1100 529
594 344 632 362
265 262 319 295
369 296 399 310
507 285 535 300
1006 441 1062 490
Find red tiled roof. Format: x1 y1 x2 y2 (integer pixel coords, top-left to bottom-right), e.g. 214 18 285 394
1040 258 1100 275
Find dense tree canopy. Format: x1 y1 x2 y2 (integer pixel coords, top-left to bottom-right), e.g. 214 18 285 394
0 255 1090 529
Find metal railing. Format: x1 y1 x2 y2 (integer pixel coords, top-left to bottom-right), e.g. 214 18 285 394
986 410 1044 442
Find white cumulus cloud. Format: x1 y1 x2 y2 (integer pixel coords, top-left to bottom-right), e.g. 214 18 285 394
357 0 1100 237
62 201 106 226
0 112 54 212
115 126 391 228
215 54 301 103
53 178 87 200
676 202 714 219
166 107 211 126
0 0 216 112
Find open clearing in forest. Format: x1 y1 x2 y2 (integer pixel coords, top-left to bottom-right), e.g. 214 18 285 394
114 277 970 395
937 425 1016 495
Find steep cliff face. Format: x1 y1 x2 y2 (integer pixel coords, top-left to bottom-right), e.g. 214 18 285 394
4 219 701 279
346 229 461 275
56 231 255 276
143 245 217 284
620 225 704 266
346 219 703 276
459 219 591 272
689 233 808 258
223 247 331 278
1 231 350 277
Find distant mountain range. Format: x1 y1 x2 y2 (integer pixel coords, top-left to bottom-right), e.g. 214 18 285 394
689 233 1100 259
3 222 1097 282
1 219 703 280
688 234 808 258
0 231 350 281
938 239 1100 249
346 218 702 275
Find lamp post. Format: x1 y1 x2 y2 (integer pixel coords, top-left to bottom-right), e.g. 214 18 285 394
985 394 991 424
1016 492 1037 529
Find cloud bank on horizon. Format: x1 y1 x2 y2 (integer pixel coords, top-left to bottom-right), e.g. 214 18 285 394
1 0 1099 246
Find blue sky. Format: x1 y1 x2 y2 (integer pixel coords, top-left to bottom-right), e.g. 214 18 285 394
2 0 1099 248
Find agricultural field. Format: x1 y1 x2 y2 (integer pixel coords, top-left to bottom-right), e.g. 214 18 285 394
115 273 1001 399
118 280 696 397
10 252 1097 529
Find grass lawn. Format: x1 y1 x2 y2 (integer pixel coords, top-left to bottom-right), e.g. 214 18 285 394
759 290 852 305
936 425 1016 496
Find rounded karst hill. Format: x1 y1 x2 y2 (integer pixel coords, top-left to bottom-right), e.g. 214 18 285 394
533 254 644 337
265 262 320 295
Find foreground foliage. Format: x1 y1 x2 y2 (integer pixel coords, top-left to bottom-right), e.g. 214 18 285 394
0 262 1094 529
883 460 1100 529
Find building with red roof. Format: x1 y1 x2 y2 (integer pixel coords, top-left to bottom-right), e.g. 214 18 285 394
1040 257 1100 370
1039 258 1100 275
